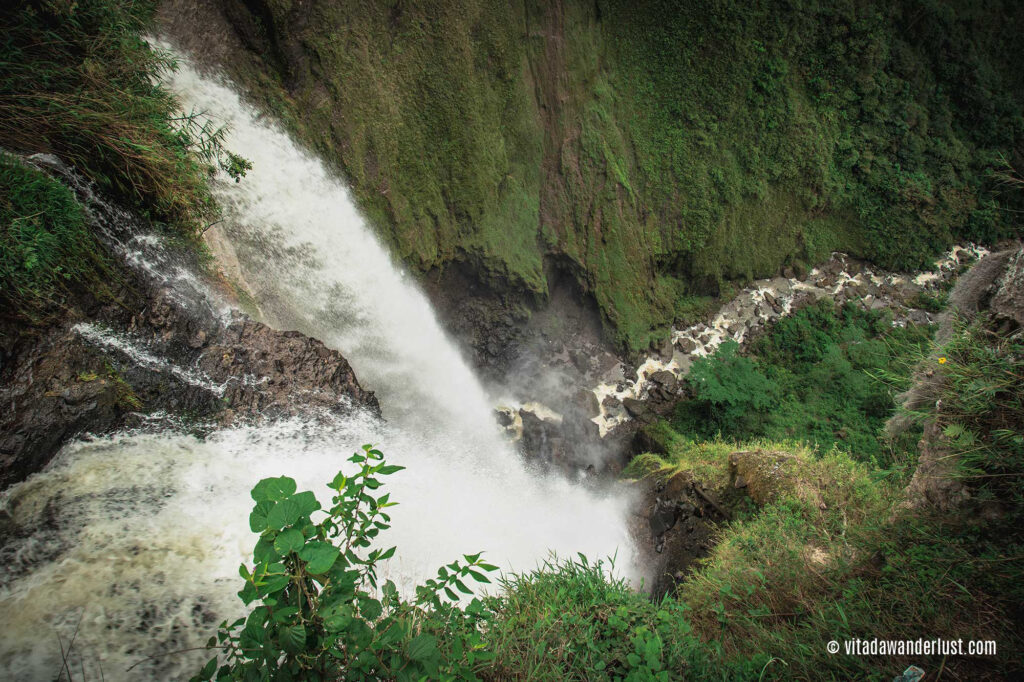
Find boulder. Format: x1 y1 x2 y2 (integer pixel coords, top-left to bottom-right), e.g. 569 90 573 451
649 370 678 390
622 397 650 419
675 336 698 353
991 245 1024 328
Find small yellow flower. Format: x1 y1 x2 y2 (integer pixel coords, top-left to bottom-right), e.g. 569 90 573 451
938 357 947 364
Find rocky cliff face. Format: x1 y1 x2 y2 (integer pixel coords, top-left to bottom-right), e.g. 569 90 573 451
159 0 1023 353
0 158 378 489
894 242 1024 512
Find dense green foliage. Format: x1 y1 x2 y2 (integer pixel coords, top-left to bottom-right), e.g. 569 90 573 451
0 155 111 319
932 321 1024 512
623 428 1019 678
482 555 764 681
224 0 1024 349
198 445 497 681
0 0 248 320
672 301 931 464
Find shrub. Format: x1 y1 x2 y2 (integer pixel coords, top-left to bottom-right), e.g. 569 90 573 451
0 154 112 319
195 446 496 682
683 341 779 428
0 0 248 233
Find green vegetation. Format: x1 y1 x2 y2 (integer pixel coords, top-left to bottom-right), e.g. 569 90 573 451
624 435 1018 679
0 0 248 321
0 155 111 319
928 321 1024 532
223 0 1024 350
197 445 497 681
671 301 932 465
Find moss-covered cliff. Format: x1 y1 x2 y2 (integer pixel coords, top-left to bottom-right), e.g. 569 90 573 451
204 0 1023 350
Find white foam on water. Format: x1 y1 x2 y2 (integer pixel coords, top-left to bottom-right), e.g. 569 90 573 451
0 45 639 680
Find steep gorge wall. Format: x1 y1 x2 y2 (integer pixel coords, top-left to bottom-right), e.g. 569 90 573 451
167 0 1024 351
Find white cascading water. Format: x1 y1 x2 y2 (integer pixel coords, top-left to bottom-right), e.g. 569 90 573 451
0 47 639 680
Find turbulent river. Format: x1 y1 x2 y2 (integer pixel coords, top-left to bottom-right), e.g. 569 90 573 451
0 46 638 680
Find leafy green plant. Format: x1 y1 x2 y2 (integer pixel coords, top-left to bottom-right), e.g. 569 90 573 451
0 154 113 320
195 445 497 682
908 290 948 313
672 302 931 466
685 341 779 426
933 322 1024 511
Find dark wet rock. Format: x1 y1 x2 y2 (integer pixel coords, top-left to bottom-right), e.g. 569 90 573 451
602 394 622 410
658 337 674 360
675 336 697 353
630 471 729 598
569 348 591 373
573 388 601 417
649 499 680 537
494 409 514 427
519 409 557 463
622 397 650 419
649 370 678 390
0 324 123 489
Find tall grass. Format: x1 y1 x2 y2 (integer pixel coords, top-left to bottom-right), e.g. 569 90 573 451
0 0 248 320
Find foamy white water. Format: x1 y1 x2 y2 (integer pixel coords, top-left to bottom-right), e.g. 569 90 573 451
0 46 638 680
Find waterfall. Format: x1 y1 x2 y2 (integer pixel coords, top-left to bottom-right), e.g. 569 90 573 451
0 47 639 680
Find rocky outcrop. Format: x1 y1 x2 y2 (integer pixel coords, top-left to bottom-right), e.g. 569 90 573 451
893 242 1023 512
0 159 378 489
131 288 377 422
630 470 730 598
991 246 1024 332
901 422 971 512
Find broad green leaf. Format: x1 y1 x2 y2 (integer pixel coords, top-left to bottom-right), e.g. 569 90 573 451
251 476 296 503
272 606 299 624
258 575 289 595
358 596 383 621
238 581 257 605
267 498 301 530
376 465 405 476
406 634 439 663
467 569 490 584
199 656 217 679
249 499 274 532
292 490 321 515
274 528 304 555
322 603 353 632
254 535 282 564
279 623 307 654
299 541 340 574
